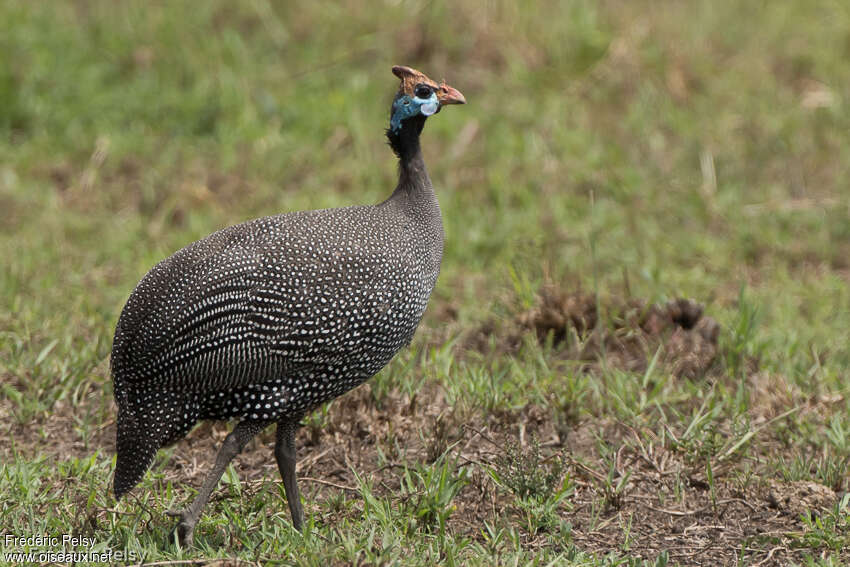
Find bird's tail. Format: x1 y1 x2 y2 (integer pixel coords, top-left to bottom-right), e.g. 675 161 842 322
113 408 159 499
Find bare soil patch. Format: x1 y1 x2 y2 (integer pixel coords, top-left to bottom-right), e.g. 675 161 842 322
4 289 846 565
7 379 845 565
468 287 721 380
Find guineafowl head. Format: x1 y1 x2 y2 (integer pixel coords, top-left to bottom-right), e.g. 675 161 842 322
387 65 464 159
389 65 465 133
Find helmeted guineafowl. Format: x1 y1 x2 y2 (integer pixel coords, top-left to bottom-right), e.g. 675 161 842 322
110 65 465 545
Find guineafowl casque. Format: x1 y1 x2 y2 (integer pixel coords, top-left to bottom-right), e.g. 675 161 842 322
110 65 465 545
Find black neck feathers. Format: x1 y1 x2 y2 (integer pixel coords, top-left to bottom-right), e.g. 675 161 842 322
386 113 433 205
386 114 427 163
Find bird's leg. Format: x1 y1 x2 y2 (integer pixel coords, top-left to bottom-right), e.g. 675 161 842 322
275 416 304 530
167 419 268 547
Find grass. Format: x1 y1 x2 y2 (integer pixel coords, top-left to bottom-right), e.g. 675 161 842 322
2 0 850 565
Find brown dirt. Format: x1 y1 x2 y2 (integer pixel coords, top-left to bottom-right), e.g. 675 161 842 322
3 290 845 565
468 287 721 380
5 379 846 565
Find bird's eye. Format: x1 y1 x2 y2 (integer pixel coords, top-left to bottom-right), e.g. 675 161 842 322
414 85 432 98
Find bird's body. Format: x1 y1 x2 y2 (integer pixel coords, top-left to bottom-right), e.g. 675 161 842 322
110 65 465 544
113 183 443 491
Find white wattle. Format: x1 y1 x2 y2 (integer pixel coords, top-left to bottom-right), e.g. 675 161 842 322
414 93 439 116
420 101 438 116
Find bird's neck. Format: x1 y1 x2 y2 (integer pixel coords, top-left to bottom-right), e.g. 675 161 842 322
383 114 444 279
387 113 425 163
386 115 438 210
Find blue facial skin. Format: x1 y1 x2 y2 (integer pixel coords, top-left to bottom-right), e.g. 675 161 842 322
390 92 440 133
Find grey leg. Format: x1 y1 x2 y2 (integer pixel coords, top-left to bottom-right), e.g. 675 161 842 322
168 419 268 546
275 416 304 530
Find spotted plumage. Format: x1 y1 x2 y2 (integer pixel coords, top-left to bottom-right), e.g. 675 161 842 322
110 65 465 544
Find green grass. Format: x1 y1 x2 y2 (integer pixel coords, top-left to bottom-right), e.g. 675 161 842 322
2 1 850 565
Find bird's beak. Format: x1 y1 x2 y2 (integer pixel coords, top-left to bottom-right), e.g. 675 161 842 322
437 82 466 105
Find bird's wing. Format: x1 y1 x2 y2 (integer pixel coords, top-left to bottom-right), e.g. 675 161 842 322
115 227 272 389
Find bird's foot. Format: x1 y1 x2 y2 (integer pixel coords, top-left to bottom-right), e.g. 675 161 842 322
166 508 197 547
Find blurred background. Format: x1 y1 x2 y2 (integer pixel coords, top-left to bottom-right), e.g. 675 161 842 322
2 1 850 562
2 1 848 381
